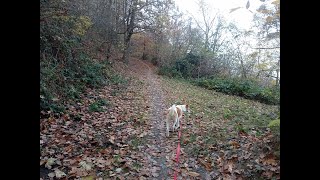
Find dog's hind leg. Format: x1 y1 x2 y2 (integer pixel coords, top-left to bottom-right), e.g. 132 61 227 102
176 118 180 129
173 118 178 131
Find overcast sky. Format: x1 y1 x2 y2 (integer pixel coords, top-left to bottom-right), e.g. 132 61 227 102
174 0 264 30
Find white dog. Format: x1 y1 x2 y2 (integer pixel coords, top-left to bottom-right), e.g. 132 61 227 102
164 104 189 137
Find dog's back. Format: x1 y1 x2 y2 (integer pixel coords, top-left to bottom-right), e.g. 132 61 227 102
166 104 177 122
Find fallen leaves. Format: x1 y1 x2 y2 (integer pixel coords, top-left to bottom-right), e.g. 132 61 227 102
115 168 122 173
79 161 92 171
161 68 280 179
55 169 66 178
40 71 151 179
40 59 280 180
223 160 234 173
45 158 56 169
69 166 89 177
109 135 115 144
228 140 241 149
47 169 66 178
187 171 200 177
199 158 213 171
81 175 95 180
262 154 278 166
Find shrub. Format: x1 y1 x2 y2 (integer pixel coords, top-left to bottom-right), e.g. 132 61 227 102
109 74 128 85
268 119 280 128
193 77 279 105
150 57 158 65
88 98 110 112
158 53 200 78
40 7 116 113
268 118 280 151
158 66 182 78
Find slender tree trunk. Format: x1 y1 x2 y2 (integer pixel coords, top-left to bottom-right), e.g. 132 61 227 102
142 36 146 60
122 37 131 64
122 0 137 64
275 58 280 86
106 43 111 60
198 57 201 79
238 52 247 79
240 60 247 79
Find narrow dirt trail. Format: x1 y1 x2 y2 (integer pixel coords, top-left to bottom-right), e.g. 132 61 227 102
127 58 177 179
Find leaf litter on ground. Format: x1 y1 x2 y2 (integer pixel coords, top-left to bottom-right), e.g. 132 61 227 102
40 58 280 179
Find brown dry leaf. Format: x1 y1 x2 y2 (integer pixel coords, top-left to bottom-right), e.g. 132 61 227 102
234 169 241 174
199 159 212 171
79 161 92 171
109 135 115 144
82 175 95 180
40 159 46 166
270 167 277 172
54 169 66 178
96 158 107 168
228 164 233 173
187 171 200 177
139 176 147 180
244 152 252 160
152 172 159 177
216 156 223 166
229 140 240 149
262 171 273 178
223 160 234 174
116 168 122 173
69 159 78 165
262 154 278 166
263 157 277 166
69 166 89 177
48 172 55 178
139 131 148 138
45 158 56 169
151 167 158 173
100 148 111 154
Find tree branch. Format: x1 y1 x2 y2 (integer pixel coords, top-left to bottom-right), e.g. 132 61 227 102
253 47 280 49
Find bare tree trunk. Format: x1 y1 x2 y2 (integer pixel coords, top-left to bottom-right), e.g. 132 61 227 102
106 43 111 60
238 52 247 79
198 57 201 79
240 60 247 79
122 38 131 64
142 36 146 60
122 0 137 64
275 58 280 86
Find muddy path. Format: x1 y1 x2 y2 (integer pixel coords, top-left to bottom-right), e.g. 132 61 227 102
127 58 208 179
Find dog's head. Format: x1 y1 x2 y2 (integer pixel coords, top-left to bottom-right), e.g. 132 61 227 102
179 104 190 113
185 104 190 113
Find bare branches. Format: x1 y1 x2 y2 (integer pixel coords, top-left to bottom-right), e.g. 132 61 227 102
253 47 280 49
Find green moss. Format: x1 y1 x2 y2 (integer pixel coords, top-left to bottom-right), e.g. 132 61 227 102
268 119 280 127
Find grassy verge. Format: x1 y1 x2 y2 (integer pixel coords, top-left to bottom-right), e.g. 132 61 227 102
161 76 280 179
192 77 280 105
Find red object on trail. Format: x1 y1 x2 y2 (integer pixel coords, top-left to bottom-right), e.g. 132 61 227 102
176 143 180 162
173 120 182 180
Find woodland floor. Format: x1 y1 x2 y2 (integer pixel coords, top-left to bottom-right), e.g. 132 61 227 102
40 58 280 180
